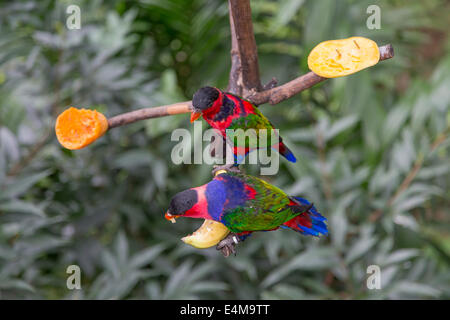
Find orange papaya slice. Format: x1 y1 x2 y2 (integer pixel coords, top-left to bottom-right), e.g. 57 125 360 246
55 107 108 150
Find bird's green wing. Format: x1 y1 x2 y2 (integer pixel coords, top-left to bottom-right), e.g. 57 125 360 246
221 173 297 232
227 110 277 149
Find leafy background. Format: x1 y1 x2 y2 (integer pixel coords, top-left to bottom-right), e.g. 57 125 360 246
0 0 449 299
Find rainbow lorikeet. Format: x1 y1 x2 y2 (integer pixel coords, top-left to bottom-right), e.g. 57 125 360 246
190 87 297 169
165 171 327 256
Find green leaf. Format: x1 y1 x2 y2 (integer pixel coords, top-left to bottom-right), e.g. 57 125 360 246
0 200 45 217
390 281 441 298
101 250 120 279
112 150 153 169
0 279 35 292
163 260 192 299
129 244 166 269
383 249 419 266
345 236 377 264
115 231 129 269
1 169 52 200
190 281 228 293
262 284 306 300
325 115 359 141
262 247 339 288
304 0 336 50
271 0 305 30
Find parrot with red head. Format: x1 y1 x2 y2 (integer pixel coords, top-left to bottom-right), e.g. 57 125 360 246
190 87 296 169
165 171 327 256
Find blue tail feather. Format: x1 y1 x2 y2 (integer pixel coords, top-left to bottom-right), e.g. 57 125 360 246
283 151 297 163
293 197 328 236
274 142 297 163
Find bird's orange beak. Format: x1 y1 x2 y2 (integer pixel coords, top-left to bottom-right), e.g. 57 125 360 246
165 212 178 223
190 112 202 122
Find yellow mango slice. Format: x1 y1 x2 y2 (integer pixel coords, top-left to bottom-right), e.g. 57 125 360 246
181 219 230 249
55 107 108 150
308 37 380 78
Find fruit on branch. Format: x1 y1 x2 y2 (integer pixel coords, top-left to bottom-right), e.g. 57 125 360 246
307 36 380 78
190 87 297 165
165 171 327 256
55 107 108 150
181 219 230 249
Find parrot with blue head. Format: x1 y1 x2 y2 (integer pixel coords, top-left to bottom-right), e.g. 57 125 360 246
165 171 327 256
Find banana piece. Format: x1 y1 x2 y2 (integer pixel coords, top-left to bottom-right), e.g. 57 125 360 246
182 219 230 249
308 36 380 78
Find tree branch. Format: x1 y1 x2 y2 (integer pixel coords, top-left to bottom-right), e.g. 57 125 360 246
248 44 394 105
227 0 243 95
107 101 192 129
100 43 394 131
103 44 394 129
60 0 395 132
227 0 261 95
369 128 448 222
7 131 51 176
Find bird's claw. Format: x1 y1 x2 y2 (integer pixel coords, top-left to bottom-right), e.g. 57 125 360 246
216 233 240 257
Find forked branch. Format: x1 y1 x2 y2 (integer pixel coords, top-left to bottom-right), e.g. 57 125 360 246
105 44 393 127
76 1 394 131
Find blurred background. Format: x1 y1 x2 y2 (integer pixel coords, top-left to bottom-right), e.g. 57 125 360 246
0 0 449 299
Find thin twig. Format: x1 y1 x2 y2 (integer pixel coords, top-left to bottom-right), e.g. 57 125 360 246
7 131 52 176
8 48 64 176
316 131 333 201
369 129 448 222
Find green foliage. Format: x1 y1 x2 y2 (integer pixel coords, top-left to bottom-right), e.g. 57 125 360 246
0 0 449 299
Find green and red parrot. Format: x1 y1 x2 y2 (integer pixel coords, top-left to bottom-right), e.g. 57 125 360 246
190 87 297 166
165 171 327 255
